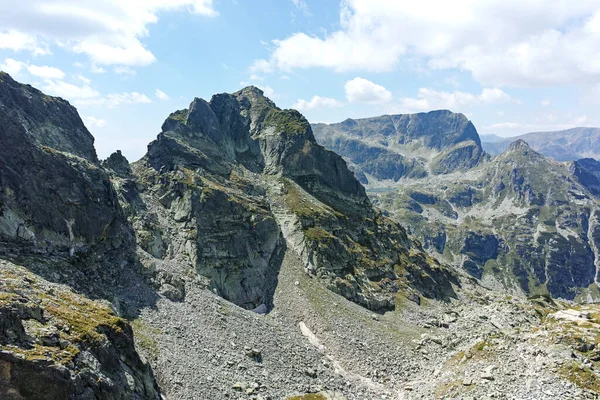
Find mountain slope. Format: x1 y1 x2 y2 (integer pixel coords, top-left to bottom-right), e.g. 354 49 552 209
482 127 600 161
312 110 486 185
373 140 600 300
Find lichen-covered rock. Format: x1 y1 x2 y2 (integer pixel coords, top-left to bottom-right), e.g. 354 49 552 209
0 261 160 400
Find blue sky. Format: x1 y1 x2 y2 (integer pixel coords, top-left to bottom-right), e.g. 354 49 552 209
2 0 600 160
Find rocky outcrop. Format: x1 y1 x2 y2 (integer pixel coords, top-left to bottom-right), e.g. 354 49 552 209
313 110 486 184
124 86 458 311
571 158 600 197
0 72 97 162
0 81 130 258
0 73 159 398
0 261 160 400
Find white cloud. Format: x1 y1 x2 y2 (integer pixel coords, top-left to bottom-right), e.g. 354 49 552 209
155 89 170 100
113 66 137 75
541 98 551 106
90 64 106 74
261 86 279 100
0 30 49 55
344 77 392 104
83 116 107 128
0 58 25 75
292 0 310 15
26 64 65 79
394 87 511 112
43 79 100 100
293 95 343 111
1 58 65 79
76 74 91 85
106 92 152 108
0 1 217 68
252 0 600 87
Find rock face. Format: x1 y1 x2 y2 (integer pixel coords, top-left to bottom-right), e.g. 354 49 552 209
482 127 600 161
0 261 160 400
312 110 486 184
0 72 97 161
571 158 600 197
0 85 130 257
0 74 160 398
373 140 600 300
124 87 458 311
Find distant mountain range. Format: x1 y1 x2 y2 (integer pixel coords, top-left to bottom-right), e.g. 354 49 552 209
314 113 600 301
481 127 600 161
312 110 487 185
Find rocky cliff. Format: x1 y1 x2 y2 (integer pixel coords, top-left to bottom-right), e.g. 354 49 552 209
312 110 486 185
0 74 160 398
120 87 457 312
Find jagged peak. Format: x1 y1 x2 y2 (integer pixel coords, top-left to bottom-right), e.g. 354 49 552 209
0 72 98 162
497 138 546 163
235 85 265 97
102 150 132 177
508 139 530 151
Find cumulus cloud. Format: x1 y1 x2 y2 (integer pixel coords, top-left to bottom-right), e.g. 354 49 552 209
0 30 49 55
155 89 170 100
83 116 107 128
394 87 511 112
344 77 392 104
251 0 600 87
43 79 100 100
293 95 343 111
1 58 65 79
106 92 152 108
0 1 217 68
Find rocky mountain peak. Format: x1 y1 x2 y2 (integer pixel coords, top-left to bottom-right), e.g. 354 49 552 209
102 150 132 178
312 109 485 184
507 139 531 152
0 72 97 162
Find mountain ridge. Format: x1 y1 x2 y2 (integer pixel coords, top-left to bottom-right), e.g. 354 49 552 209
2 74 600 399
482 127 600 161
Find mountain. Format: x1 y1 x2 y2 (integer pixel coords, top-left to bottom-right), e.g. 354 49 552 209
482 127 600 161
313 110 600 301
3 74 600 399
312 110 487 185
122 87 458 312
0 72 161 399
370 137 600 301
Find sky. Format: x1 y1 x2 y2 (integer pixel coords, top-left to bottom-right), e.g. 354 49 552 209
2 0 600 160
